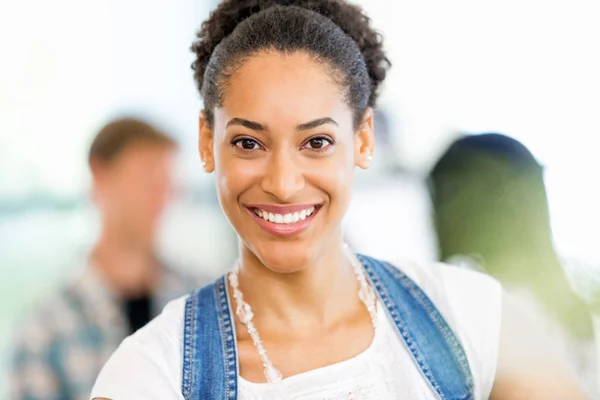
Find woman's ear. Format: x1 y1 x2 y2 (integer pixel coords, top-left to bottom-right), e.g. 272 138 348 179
199 111 215 173
354 107 375 169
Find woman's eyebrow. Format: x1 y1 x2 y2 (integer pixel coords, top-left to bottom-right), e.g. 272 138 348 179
296 117 338 131
226 118 266 131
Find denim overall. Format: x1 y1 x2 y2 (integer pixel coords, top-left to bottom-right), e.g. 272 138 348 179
181 255 474 400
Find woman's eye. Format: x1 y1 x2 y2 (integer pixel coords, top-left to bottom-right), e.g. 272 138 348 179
304 137 333 151
234 138 261 151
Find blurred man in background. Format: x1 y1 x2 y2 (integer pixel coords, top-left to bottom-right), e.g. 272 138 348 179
9 118 207 400
429 133 597 395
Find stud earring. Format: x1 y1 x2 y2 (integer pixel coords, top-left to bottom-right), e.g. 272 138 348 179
366 151 373 161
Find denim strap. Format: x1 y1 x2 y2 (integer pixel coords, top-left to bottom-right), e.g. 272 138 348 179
181 277 238 400
358 254 474 400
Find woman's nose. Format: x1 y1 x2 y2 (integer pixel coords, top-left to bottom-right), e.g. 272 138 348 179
260 151 306 202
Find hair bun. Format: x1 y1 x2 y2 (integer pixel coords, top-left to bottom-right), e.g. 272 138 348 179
192 0 390 106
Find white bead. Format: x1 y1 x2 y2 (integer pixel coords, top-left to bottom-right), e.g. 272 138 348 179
264 364 283 382
359 286 374 304
236 303 254 324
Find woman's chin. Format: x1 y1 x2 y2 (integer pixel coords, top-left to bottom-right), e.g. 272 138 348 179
252 243 318 274
261 254 312 274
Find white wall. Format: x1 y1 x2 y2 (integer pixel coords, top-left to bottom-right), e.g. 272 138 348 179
358 0 600 263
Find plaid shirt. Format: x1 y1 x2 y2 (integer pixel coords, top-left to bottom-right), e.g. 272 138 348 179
9 264 206 400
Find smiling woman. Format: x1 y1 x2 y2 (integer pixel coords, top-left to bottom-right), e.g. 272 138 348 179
90 1 590 399
202 47 373 273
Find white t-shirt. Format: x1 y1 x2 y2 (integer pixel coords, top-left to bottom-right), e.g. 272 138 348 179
90 262 502 400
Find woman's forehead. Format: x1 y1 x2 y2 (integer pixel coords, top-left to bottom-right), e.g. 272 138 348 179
216 52 352 130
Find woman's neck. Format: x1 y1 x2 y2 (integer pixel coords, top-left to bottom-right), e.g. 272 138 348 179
236 242 360 330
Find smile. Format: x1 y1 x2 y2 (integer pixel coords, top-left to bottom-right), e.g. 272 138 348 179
253 206 316 224
244 204 322 237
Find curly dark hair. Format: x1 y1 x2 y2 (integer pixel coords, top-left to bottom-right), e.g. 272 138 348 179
191 0 390 128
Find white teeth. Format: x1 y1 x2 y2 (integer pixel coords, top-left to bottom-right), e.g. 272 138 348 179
255 207 318 224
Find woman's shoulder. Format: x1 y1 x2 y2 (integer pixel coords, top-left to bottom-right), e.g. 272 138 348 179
133 293 189 344
375 256 503 399
91 276 226 399
91 295 190 400
382 256 503 340
362 255 501 310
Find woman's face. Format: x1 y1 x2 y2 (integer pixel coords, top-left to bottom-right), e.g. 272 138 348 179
200 51 374 272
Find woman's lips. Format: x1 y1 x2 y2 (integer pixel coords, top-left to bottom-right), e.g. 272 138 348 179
244 203 322 237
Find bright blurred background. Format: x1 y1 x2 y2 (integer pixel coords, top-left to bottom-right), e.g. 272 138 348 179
1 0 600 398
